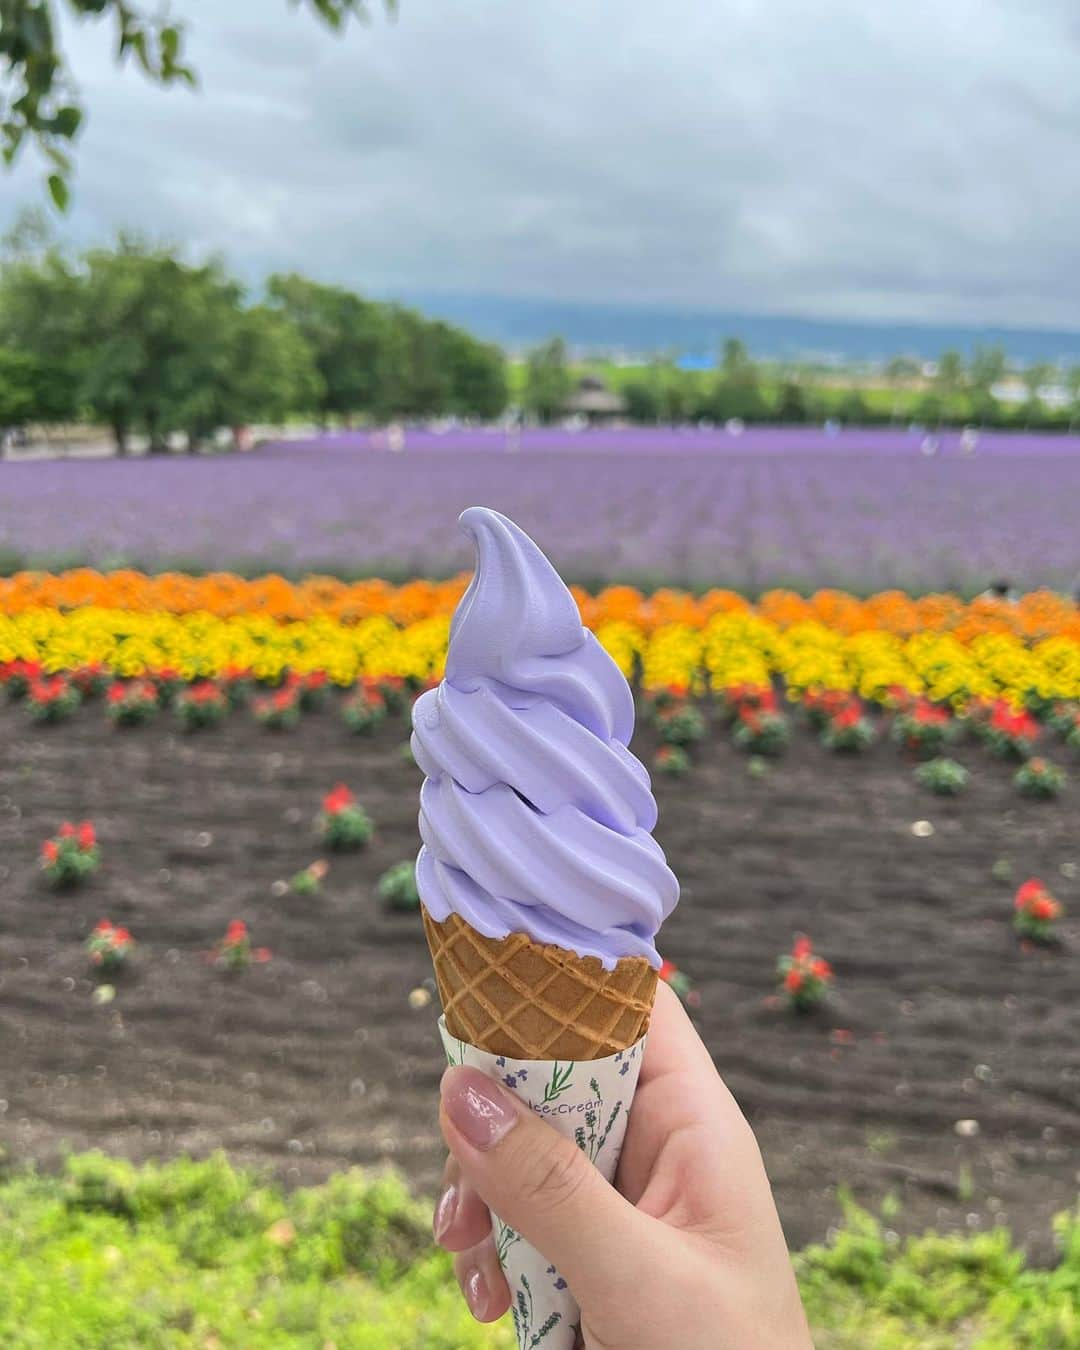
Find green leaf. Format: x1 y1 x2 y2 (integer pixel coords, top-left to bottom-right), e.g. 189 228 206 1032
51 105 83 139
47 172 69 211
44 142 73 173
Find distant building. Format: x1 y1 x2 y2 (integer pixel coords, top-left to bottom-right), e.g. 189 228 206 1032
563 375 627 423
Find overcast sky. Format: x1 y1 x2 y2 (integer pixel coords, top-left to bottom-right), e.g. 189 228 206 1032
3 0 1079 326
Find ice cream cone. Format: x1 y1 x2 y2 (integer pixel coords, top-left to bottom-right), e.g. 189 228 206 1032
422 907 657 1060
417 508 679 1350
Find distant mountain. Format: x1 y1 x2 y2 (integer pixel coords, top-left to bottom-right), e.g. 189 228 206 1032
398 292 1080 366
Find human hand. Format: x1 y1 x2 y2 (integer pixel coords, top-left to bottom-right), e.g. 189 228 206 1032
433 981 813 1349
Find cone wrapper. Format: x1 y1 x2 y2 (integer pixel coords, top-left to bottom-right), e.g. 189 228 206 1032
438 1015 646 1350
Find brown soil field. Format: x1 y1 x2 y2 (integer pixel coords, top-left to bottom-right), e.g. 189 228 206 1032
1 698 1077 1259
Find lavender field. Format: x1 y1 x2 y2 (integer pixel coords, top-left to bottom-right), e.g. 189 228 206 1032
3 426 1080 591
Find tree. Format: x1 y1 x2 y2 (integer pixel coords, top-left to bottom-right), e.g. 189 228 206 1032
267 274 389 425
437 325 507 420
1 2 397 206
0 346 42 427
188 304 323 447
934 350 966 399
719 338 752 381
1065 366 1080 431
1017 362 1056 430
836 389 870 425
522 337 571 424
710 337 767 422
77 239 243 452
914 392 945 427
883 355 920 385
881 355 921 424
0 232 86 422
643 357 694 423
968 344 1007 397
775 379 808 424
1021 362 1055 402
623 378 660 424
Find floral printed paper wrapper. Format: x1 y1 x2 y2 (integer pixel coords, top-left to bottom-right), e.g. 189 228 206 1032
438 1016 646 1350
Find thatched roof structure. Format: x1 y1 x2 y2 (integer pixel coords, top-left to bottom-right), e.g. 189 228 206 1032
564 375 626 418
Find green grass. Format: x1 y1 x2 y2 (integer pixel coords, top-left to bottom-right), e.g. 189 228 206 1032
0 1154 1077 1348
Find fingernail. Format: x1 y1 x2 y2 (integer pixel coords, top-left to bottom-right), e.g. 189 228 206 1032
464 1265 489 1319
433 1183 458 1242
441 1067 519 1150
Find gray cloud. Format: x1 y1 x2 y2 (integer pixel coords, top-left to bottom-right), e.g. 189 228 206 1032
2 0 1079 325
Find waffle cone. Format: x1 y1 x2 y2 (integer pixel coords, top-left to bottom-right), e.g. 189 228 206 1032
422 907 657 1060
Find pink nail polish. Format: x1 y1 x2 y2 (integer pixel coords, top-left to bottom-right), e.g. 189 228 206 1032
441 1067 519 1150
464 1266 488 1319
433 1183 457 1242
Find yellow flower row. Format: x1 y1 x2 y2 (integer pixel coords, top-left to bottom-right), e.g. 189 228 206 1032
0 609 451 687
3 606 1080 708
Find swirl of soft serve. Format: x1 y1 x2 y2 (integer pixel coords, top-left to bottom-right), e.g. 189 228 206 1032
412 507 678 968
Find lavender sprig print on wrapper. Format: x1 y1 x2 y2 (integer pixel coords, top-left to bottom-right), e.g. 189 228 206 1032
439 1017 646 1350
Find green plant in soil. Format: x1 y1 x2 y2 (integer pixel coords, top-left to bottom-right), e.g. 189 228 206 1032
733 710 789 756
653 744 690 776
174 681 229 731
318 784 374 851
1014 757 1066 799
343 689 387 735
377 861 420 912
41 821 100 888
914 757 969 795
820 709 876 753
655 702 706 746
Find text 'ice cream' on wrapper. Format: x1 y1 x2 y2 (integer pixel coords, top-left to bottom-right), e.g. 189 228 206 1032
413 507 679 1350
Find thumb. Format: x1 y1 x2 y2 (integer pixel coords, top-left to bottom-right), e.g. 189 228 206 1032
439 1065 648 1303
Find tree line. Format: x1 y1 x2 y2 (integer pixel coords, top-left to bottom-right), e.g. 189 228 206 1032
0 225 507 451
526 337 1080 431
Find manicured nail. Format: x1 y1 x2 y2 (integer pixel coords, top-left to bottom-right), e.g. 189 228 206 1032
433 1183 458 1242
441 1067 519 1150
464 1265 489 1319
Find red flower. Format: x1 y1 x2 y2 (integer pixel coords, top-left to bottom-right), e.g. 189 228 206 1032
323 783 354 814
1015 879 1046 909
59 821 76 839
42 840 59 864
833 706 861 730
784 968 804 993
225 919 247 945
93 919 114 937
990 703 1038 741
811 958 832 980
1031 896 1058 922
107 684 126 704
792 936 812 961
77 822 96 851
908 698 949 726
658 959 676 982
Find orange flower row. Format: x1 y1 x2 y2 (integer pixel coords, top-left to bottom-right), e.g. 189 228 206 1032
1 569 1079 641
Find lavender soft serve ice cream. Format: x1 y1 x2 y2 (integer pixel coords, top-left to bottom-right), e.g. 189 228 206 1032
412 507 678 968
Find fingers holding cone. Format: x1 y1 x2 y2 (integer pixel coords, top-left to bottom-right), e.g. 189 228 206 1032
438 1065 655 1309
